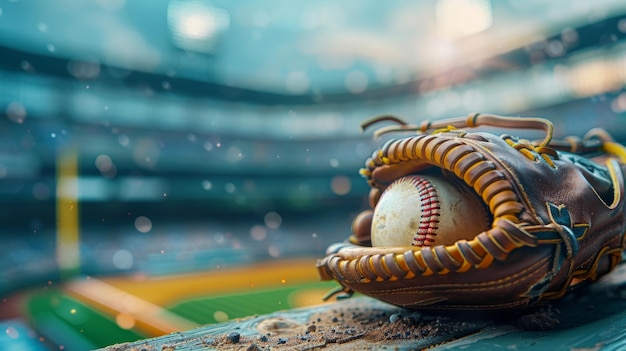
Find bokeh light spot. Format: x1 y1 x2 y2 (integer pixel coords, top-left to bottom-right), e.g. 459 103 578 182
331 175 351 195
134 216 152 233
268 245 280 258
5 326 19 339
250 225 267 241
95 155 114 172
32 182 51 201
6 102 27 124
112 249 134 270
225 183 236 193
116 313 136 330
118 134 130 147
213 310 229 322
202 180 213 190
264 212 282 229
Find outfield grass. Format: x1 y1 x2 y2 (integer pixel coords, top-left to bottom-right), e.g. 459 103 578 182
167 281 338 324
25 290 145 349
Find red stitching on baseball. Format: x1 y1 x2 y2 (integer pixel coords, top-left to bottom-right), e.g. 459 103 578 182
408 176 440 246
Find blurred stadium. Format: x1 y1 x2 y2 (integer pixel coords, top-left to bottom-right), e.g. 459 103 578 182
1 0 626 349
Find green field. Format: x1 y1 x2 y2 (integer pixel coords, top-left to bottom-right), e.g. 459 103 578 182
167 281 338 324
26 290 145 350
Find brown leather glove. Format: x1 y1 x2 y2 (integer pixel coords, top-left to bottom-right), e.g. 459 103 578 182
317 113 626 313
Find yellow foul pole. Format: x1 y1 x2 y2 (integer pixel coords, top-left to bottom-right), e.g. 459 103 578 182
56 146 80 279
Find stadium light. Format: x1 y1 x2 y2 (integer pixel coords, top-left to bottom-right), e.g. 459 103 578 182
167 0 230 54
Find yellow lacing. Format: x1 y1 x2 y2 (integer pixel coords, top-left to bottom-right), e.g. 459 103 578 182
582 127 626 163
504 138 557 168
432 125 458 134
505 138 536 160
604 141 626 163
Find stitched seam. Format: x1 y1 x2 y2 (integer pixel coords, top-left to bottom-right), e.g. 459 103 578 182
410 176 440 247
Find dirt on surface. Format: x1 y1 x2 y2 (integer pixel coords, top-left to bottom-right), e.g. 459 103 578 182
205 307 482 350
102 297 490 351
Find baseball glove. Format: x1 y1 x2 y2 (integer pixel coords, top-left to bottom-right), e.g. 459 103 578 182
317 113 626 313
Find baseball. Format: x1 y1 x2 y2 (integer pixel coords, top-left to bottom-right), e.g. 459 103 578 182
371 174 490 247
